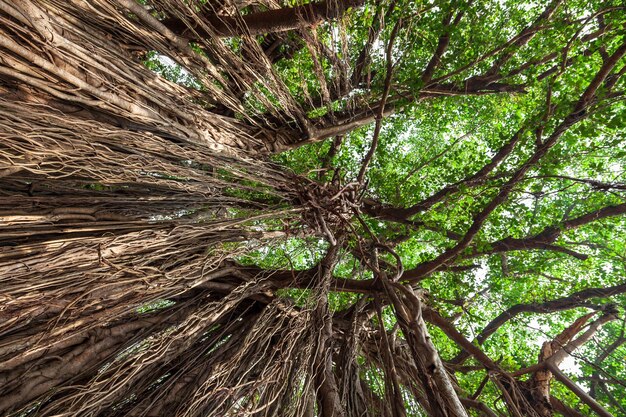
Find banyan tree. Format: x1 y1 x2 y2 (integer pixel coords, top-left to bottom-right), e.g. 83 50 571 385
1 0 626 415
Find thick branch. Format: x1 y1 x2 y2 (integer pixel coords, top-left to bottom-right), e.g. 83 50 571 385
421 6 468 83
469 202 626 259
548 364 614 417
162 0 365 38
451 283 626 364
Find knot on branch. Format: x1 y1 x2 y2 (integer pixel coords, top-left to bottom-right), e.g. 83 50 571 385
293 176 361 245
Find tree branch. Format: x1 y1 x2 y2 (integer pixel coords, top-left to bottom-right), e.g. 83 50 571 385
162 0 365 38
548 363 615 417
451 283 626 364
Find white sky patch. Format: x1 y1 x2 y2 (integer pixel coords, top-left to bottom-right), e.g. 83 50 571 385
518 195 535 209
156 54 196 85
371 38 385 61
474 260 489 286
157 54 176 67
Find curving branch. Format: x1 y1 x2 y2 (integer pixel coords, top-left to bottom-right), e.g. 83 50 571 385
467 202 626 260
451 283 626 364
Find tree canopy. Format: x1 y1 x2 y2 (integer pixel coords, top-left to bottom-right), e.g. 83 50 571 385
1 0 626 416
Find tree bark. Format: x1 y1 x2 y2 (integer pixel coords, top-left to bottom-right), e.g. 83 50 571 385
162 0 365 38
